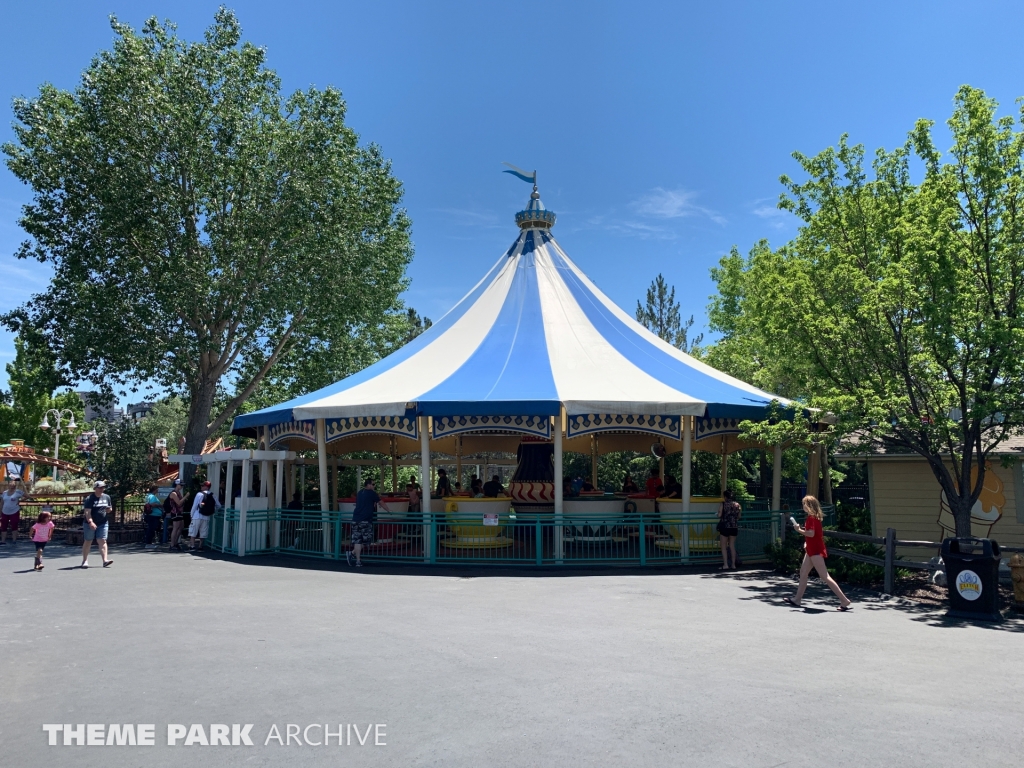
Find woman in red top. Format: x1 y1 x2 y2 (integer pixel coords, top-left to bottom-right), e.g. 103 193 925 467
787 496 852 611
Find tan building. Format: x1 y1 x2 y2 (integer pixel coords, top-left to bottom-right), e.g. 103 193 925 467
840 437 1024 556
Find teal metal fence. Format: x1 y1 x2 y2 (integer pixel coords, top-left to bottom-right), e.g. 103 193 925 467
204 504 833 566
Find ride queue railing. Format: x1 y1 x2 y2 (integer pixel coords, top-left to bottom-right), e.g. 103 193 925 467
204 506 830 566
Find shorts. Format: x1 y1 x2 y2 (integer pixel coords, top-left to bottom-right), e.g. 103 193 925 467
188 514 210 539
351 520 374 546
84 521 109 540
0 512 19 531
719 527 738 538
33 540 48 549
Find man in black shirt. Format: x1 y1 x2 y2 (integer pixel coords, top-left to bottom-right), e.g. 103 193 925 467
435 468 453 498
81 480 113 568
663 474 683 499
482 474 505 498
347 478 391 567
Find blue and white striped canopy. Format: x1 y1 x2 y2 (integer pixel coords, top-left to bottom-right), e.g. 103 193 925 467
233 220 785 432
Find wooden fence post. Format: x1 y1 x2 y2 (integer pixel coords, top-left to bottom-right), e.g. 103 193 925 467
884 527 896 595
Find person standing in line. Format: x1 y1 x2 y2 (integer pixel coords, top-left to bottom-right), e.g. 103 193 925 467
30 509 54 570
717 489 741 570
81 480 113 568
166 479 186 551
621 474 639 494
143 485 163 549
188 480 220 552
1 479 28 545
787 495 852 611
346 478 390 568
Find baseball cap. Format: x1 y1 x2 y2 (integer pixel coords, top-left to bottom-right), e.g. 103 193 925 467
173 478 182 486
202 480 212 487
94 480 106 488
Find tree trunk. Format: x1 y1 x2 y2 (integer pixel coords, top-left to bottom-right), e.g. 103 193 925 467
947 492 975 538
182 379 217 485
927 459 980 539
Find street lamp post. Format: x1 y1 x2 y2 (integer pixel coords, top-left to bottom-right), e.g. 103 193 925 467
39 409 77 482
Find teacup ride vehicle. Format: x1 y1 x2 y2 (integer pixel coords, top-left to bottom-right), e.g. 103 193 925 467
440 497 515 552
655 497 723 559
562 493 630 550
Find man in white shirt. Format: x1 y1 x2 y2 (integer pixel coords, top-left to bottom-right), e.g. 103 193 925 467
188 480 221 551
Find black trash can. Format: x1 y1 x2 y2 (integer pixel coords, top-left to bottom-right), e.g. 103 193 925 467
941 537 1002 622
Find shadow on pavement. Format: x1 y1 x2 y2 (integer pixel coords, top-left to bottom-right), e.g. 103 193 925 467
178 547 764 580
724 568 1024 631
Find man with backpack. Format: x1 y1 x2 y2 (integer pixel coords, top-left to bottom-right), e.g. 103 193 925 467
188 480 220 552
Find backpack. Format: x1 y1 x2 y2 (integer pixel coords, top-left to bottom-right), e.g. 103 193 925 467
201 491 217 516
163 495 174 515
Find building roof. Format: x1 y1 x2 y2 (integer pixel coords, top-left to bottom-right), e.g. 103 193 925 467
834 431 1024 461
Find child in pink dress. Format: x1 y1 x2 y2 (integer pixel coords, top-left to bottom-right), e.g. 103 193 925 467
30 510 55 571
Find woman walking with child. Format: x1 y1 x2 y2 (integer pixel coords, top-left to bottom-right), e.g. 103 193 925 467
787 495 852 611
30 509 54 571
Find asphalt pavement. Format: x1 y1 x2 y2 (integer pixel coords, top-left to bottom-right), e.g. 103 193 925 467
1 541 1021 768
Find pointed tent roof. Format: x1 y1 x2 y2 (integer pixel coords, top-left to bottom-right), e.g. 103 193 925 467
233 189 787 432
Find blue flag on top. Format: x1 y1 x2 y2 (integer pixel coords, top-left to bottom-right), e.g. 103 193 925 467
502 162 536 184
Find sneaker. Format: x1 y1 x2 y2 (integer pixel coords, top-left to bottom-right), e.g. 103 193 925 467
37 565 44 571
102 560 113 567
345 551 353 566
355 561 364 568
81 562 89 569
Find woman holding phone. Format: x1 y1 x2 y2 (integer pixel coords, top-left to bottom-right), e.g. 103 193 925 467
787 495 852 611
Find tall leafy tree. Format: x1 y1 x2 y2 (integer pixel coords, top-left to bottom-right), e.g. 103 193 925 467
91 417 155 513
636 274 703 353
707 86 1024 536
2 10 413 461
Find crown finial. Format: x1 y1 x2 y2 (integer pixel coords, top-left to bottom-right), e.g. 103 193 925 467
503 163 556 229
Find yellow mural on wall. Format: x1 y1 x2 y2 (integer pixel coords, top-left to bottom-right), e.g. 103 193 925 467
938 462 1005 539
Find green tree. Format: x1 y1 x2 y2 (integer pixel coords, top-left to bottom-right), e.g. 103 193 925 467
91 418 155 514
404 307 433 344
0 324 84 466
2 10 413 468
709 86 1024 536
137 396 189 454
636 274 703 353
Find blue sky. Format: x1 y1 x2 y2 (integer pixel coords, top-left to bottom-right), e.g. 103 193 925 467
2 0 1024 395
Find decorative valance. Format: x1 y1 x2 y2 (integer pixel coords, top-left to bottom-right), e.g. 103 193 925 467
565 414 681 440
432 414 551 439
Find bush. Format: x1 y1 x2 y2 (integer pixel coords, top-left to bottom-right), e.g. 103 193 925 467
64 477 92 492
727 478 753 502
835 500 872 535
765 532 805 574
32 479 66 496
